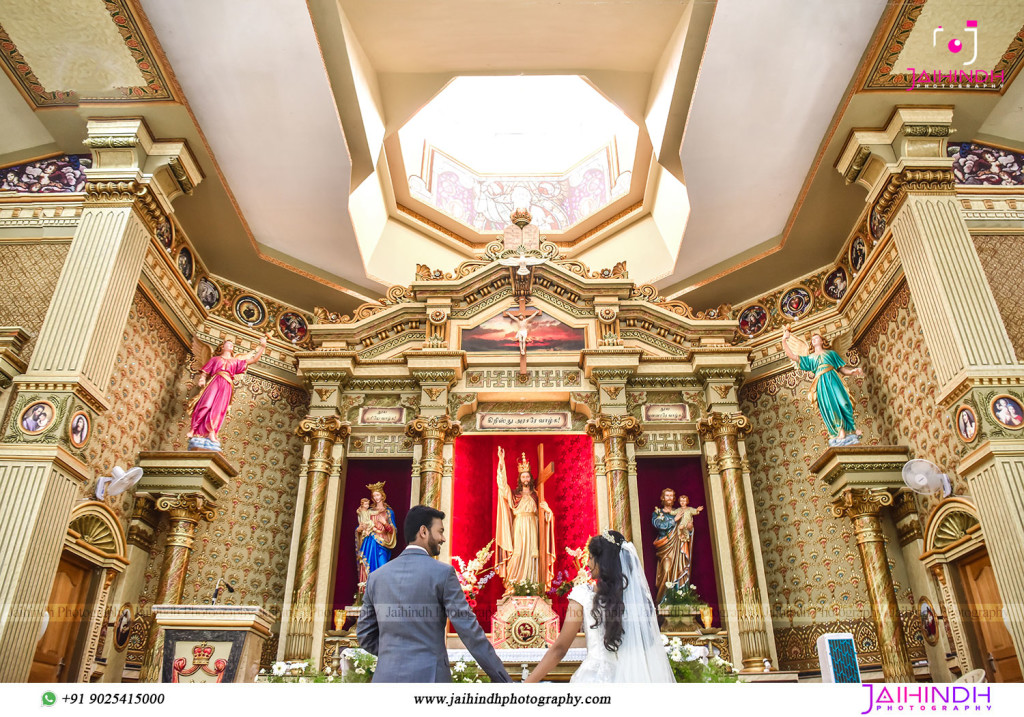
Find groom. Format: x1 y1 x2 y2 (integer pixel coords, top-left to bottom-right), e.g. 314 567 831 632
357 505 511 683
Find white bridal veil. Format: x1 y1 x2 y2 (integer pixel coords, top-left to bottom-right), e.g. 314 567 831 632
614 541 675 682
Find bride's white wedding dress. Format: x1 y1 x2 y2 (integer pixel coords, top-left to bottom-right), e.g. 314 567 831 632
566 543 675 683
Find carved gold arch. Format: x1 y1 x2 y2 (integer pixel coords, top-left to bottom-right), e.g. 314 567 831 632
923 497 983 558
65 501 129 572
921 496 984 676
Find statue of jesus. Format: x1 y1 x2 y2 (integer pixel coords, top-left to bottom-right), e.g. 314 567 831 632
494 446 555 592
502 308 541 355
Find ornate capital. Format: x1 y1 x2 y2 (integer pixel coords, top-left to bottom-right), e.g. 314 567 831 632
872 167 955 224
829 488 894 519
585 413 643 442
296 415 350 443
697 411 751 440
410 369 457 386
154 493 216 523
405 414 462 442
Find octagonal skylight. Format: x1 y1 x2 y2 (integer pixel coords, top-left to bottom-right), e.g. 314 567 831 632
399 76 639 234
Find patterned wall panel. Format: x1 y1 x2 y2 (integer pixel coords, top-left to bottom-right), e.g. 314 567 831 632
741 369 881 632
973 235 1024 360
82 290 190 530
0 242 69 362
138 364 309 619
855 284 970 520
741 284 947 671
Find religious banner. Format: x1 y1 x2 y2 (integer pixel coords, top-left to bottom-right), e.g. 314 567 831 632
476 412 571 431
359 406 406 425
642 404 690 422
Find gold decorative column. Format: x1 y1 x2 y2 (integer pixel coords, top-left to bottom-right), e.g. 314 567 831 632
831 489 915 682
285 415 349 660
154 494 217 605
405 415 462 508
812 446 914 682
586 414 643 540
698 412 772 671
838 106 1024 667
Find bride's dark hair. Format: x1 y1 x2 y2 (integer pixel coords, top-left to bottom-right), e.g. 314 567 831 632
586 530 627 652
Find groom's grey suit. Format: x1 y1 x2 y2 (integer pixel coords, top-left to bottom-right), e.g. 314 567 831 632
357 546 511 683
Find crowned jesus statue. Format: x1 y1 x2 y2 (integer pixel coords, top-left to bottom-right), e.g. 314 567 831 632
494 446 555 593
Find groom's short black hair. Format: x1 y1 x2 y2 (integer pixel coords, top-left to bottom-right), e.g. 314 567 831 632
404 505 445 543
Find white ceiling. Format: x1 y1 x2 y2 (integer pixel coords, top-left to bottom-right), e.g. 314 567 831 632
675 0 887 281
339 0 690 74
139 0 376 292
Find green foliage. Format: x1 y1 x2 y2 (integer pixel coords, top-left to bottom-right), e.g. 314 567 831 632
659 581 707 609
509 579 543 597
450 658 492 683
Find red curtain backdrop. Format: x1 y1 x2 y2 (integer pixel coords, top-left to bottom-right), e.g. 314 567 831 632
635 456 720 624
452 434 598 629
332 458 413 612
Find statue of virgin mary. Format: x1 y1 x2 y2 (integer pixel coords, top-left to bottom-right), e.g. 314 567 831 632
494 446 555 592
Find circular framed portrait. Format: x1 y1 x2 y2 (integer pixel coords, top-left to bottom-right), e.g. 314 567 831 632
235 295 267 327
849 236 867 274
738 304 768 337
113 603 133 653
955 405 978 443
779 286 813 320
68 411 90 448
824 267 848 301
991 394 1024 430
177 247 194 282
919 597 939 647
18 400 56 436
156 218 173 251
196 276 221 311
869 206 886 242
277 311 308 344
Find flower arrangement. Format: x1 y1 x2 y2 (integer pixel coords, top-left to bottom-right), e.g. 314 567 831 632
662 636 739 683
261 660 341 683
548 545 593 598
341 647 377 683
659 581 707 609
453 540 497 608
450 657 491 683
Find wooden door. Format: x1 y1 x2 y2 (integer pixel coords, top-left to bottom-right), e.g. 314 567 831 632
959 551 1023 682
29 554 91 683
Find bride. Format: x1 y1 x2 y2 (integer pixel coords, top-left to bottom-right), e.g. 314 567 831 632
524 530 674 683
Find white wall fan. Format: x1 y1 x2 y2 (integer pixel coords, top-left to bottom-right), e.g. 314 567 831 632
901 459 952 497
95 466 144 500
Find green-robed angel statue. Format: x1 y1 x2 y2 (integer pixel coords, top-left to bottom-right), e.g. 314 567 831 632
782 328 864 447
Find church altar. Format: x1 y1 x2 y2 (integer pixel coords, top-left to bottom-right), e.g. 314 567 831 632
276 213 777 674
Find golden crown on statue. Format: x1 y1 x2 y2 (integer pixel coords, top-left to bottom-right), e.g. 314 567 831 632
192 643 214 666
510 208 532 228
517 452 531 475
366 481 386 494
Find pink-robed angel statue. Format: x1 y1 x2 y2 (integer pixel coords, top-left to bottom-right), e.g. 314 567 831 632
187 335 267 451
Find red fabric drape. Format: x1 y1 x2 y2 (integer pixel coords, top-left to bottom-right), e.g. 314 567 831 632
333 459 413 612
635 456 720 624
452 434 598 629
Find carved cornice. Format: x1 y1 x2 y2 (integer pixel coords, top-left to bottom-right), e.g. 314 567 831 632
154 493 216 522
348 378 420 392
696 411 751 440
410 369 457 386
585 414 644 442
873 168 956 224
84 181 166 229
82 136 139 149
295 415 349 443
405 414 462 442
829 488 894 519
590 368 636 383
